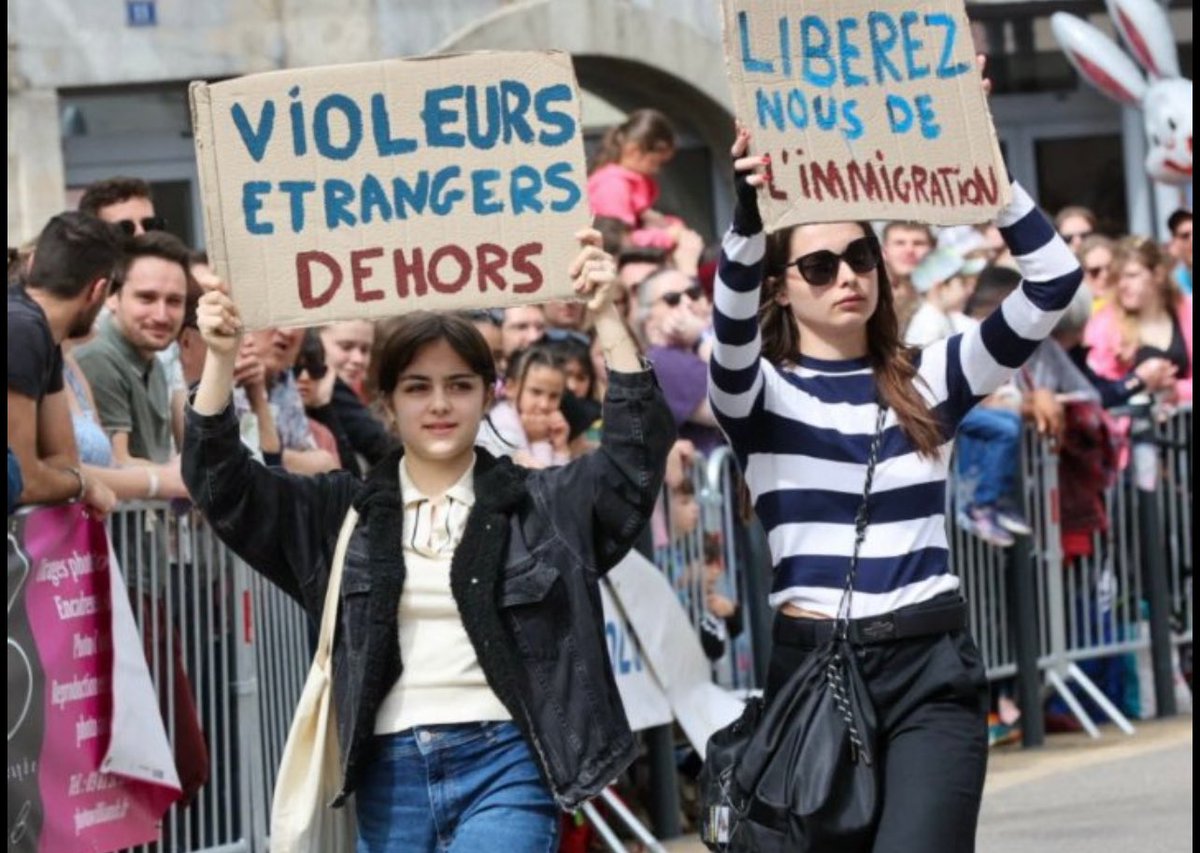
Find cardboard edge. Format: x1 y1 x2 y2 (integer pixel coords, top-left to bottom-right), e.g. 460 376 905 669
204 49 576 94
188 81 238 305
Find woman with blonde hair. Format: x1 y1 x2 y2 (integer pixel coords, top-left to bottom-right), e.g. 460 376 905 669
1084 236 1192 403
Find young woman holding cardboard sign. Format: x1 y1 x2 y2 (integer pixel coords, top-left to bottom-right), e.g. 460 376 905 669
182 230 674 852
702 126 1082 851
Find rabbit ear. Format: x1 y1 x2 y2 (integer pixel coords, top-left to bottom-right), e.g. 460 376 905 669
1051 12 1147 106
1105 0 1181 79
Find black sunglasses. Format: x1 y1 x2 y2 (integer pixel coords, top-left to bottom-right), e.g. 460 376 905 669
1085 265 1107 278
786 237 880 286
1059 229 1093 243
292 362 328 380
115 216 168 236
660 284 705 307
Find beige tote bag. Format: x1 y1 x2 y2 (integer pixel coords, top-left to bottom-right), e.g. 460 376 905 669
270 509 359 853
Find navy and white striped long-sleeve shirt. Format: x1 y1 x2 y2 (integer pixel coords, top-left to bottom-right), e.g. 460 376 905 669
708 184 1082 618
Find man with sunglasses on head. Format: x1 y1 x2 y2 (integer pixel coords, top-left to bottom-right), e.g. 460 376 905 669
638 268 725 454
78 176 166 238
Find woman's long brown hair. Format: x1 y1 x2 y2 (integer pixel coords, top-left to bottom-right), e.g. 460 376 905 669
758 223 945 458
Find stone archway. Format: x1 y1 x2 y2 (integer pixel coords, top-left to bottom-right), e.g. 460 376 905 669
437 0 736 235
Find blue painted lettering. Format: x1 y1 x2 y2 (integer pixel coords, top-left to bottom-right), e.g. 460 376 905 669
471 168 503 215
867 12 902 84
915 94 941 139
241 181 273 234
287 87 306 156
323 179 357 228
465 85 501 150
800 15 836 87
499 80 534 144
422 86 466 148
313 94 363 161
545 162 581 212
534 84 576 146
370 93 418 156
842 100 864 141
278 180 316 233
756 89 786 130
391 173 430 218
837 18 868 87
886 94 914 133
900 12 930 80
813 95 838 131
430 166 464 215
231 102 274 163
787 89 809 128
510 165 544 214
738 11 775 73
925 13 971 78
360 174 394 223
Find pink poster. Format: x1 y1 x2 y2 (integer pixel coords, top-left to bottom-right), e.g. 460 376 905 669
8 504 178 853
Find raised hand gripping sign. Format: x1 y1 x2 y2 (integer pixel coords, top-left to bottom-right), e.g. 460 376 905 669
190 51 590 330
721 0 1011 229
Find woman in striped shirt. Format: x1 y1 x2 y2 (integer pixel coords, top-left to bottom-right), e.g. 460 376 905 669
709 127 1083 852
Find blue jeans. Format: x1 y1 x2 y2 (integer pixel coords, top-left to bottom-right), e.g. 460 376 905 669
355 721 559 853
955 407 1021 507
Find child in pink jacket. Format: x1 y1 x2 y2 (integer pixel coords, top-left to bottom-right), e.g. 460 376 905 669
587 109 680 250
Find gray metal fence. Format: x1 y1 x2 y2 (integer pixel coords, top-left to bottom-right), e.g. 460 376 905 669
104 405 1189 851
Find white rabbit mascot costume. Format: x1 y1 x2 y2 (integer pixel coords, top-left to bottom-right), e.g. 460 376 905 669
1051 0 1192 186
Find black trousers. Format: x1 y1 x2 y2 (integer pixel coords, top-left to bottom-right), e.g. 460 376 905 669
765 598 989 853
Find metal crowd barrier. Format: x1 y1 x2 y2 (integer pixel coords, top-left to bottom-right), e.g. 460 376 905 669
108 503 314 853
100 405 1189 851
110 503 253 853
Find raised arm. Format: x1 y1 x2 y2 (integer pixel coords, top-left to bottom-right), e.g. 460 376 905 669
708 126 769 431
185 282 358 605
944 183 1084 419
537 230 675 572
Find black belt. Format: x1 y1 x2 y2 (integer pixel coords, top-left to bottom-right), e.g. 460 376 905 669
773 595 967 648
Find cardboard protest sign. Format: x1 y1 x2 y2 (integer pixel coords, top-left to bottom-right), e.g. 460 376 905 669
190 51 590 329
721 0 1011 228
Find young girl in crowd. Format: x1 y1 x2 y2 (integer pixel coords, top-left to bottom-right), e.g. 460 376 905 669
708 126 1083 851
478 343 573 467
548 336 603 450
588 109 680 250
183 230 674 852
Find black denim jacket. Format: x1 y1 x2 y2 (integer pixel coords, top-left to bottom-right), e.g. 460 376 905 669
182 368 674 809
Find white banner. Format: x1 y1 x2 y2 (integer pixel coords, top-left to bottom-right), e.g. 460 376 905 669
600 580 673 732
605 552 745 756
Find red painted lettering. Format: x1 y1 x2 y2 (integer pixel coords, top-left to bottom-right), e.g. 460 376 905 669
296 251 341 309
428 245 472 294
393 247 427 298
511 242 544 294
350 247 386 302
476 243 509 291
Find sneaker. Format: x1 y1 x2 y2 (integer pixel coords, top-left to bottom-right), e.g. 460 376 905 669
966 506 1015 548
987 713 1022 747
995 506 1033 536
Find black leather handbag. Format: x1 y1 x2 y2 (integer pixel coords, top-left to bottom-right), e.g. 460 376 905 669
699 407 887 852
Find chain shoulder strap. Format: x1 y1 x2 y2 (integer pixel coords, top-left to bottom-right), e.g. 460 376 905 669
834 403 888 634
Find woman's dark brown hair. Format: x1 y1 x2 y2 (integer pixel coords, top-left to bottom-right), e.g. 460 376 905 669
759 223 945 458
369 311 497 400
591 109 676 171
